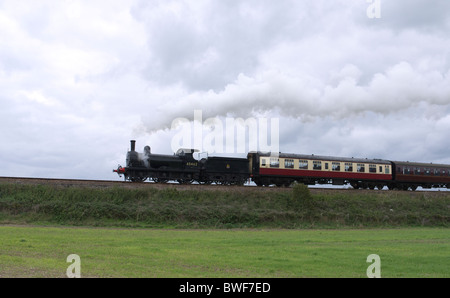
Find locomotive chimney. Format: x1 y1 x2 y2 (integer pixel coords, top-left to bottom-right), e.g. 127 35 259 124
130 140 136 152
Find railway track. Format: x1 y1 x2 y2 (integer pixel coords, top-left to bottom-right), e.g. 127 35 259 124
1 176 449 196
0 176 291 192
0 176 126 188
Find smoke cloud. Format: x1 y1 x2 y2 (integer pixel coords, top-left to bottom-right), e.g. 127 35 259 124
142 61 450 133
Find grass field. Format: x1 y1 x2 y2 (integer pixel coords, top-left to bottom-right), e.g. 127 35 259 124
0 183 448 278
0 226 448 278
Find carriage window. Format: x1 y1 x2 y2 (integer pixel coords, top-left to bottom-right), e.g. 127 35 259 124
415 167 421 175
299 160 308 169
332 162 340 171
313 161 322 170
369 164 376 173
284 159 294 169
345 162 353 172
261 158 266 166
425 168 430 175
385 166 390 174
379 166 382 173
357 163 365 173
270 158 279 168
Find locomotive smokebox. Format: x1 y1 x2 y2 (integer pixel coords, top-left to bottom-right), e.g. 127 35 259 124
130 140 136 152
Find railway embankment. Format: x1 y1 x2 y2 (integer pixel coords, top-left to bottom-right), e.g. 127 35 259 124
0 181 448 228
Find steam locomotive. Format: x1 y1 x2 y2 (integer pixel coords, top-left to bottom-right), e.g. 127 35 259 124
114 140 249 185
114 140 450 190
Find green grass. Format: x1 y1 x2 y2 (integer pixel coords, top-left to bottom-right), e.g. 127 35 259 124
0 226 448 278
0 183 449 228
0 183 448 278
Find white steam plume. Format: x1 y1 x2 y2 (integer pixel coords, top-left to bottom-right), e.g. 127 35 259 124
142 62 450 133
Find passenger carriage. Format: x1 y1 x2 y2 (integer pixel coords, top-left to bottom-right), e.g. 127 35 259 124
248 152 392 189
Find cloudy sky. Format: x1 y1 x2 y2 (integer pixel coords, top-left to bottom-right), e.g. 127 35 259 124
1 0 450 180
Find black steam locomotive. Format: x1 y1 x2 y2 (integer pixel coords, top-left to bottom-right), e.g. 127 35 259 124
114 140 249 185
114 140 450 190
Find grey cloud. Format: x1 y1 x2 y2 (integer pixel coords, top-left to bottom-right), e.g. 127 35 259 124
381 0 450 31
132 0 324 91
2 0 450 180
358 0 450 33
